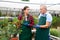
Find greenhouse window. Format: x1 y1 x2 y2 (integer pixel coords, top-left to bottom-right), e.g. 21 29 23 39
22 0 29 1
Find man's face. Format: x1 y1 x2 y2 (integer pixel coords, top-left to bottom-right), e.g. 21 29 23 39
24 8 30 14
40 6 47 14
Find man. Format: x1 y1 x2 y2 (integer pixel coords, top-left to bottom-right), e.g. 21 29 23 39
35 5 52 40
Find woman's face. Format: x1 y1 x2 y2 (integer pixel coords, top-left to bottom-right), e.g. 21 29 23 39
24 8 30 14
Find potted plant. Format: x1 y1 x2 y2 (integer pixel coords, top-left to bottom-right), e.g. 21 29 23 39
0 17 22 40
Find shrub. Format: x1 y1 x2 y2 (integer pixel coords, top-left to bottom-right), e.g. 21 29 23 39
33 16 38 25
52 16 60 28
0 18 22 40
50 29 60 37
0 11 2 16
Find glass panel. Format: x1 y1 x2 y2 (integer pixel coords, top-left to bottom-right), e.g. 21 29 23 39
22 0 29 1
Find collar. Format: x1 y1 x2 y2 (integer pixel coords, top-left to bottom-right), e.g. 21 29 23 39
40 12 48 17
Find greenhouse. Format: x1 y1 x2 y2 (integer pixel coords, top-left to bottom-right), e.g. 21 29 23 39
0 0 60 40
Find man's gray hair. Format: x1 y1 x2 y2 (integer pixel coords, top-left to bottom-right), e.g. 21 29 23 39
40 4 47 10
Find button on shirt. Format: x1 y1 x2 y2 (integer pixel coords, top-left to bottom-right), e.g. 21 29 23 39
38 12 52 23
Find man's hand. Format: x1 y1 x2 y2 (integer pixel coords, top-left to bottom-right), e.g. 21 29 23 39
33 24 40 28
40 22 51 28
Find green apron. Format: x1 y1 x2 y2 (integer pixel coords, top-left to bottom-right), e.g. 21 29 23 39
19 20 32 40
35 15 50 40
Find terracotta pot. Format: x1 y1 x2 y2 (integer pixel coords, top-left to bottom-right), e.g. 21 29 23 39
10 37 18 40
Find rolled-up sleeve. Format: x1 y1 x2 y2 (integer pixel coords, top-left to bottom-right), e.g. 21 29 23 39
46 14 52 23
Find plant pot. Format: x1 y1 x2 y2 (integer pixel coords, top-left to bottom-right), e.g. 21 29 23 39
10 37 18 40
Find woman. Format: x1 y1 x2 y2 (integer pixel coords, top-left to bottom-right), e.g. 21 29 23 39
18 6 34 40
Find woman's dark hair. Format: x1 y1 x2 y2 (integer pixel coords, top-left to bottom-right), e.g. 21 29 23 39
23 6 29 11
22 6 29 15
